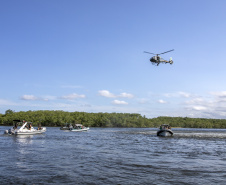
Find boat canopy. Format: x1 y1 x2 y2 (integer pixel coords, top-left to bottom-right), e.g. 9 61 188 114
13 120 21 122
160 124 170 126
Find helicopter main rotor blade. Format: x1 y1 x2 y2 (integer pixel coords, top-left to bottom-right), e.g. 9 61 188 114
159 49 174 55
144 51 156 55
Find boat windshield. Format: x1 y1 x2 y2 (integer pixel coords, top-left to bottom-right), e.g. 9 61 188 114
160 124 171 129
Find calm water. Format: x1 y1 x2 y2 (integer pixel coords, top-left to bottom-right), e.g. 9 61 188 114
1 126 226 185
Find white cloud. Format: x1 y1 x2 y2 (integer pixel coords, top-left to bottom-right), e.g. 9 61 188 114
210 91 226 103
211 91 226 97
98 90 134 98
42 95 57 101
185 98 205 105
21 95 38 100
180 91 226 118
119 92 134 98
60 93 85 100
192 106 207 111
20 95 54 101
112 100 128 105
158 99 167 104
98 90 116 98
163 91 195 98
179 91 192 98
163 93 177 98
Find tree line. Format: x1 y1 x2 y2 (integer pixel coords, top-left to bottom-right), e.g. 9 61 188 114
1 109 226 128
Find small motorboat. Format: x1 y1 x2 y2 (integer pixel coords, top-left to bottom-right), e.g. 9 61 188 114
157 124 173 137
4 120 46 135
70 124 89 132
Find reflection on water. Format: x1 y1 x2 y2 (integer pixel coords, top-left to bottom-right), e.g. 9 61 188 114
175 132 226 138
0 126 226 184
173 128 226 139
14 135 34 144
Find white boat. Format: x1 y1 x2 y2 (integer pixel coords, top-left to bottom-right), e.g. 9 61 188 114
4 120 46 135
157 124 173 137
70 124 89 132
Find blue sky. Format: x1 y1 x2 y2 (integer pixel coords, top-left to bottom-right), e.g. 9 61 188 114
1 0 226 118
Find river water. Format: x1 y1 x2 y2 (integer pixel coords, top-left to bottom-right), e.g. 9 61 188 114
0 126 226 185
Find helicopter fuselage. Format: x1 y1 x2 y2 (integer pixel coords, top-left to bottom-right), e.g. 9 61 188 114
150 56 173 66
144 49 174 66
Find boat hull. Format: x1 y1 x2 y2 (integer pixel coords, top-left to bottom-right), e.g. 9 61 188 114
157 129 173 137
15 130 46 135
70 128 89 132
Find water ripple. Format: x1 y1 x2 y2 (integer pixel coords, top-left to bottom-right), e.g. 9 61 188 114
1 127 226 184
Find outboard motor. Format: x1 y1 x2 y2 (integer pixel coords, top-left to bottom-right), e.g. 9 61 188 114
7 128 14 135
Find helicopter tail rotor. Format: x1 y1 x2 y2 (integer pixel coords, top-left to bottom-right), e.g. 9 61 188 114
169 57 173 64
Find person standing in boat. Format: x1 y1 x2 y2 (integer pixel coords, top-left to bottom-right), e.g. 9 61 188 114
13 123 18 130
29 123 32 130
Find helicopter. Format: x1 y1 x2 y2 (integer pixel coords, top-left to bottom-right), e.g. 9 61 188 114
144 49 174 66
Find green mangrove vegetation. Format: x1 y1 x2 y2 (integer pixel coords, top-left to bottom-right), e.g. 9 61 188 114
1 109 226 128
